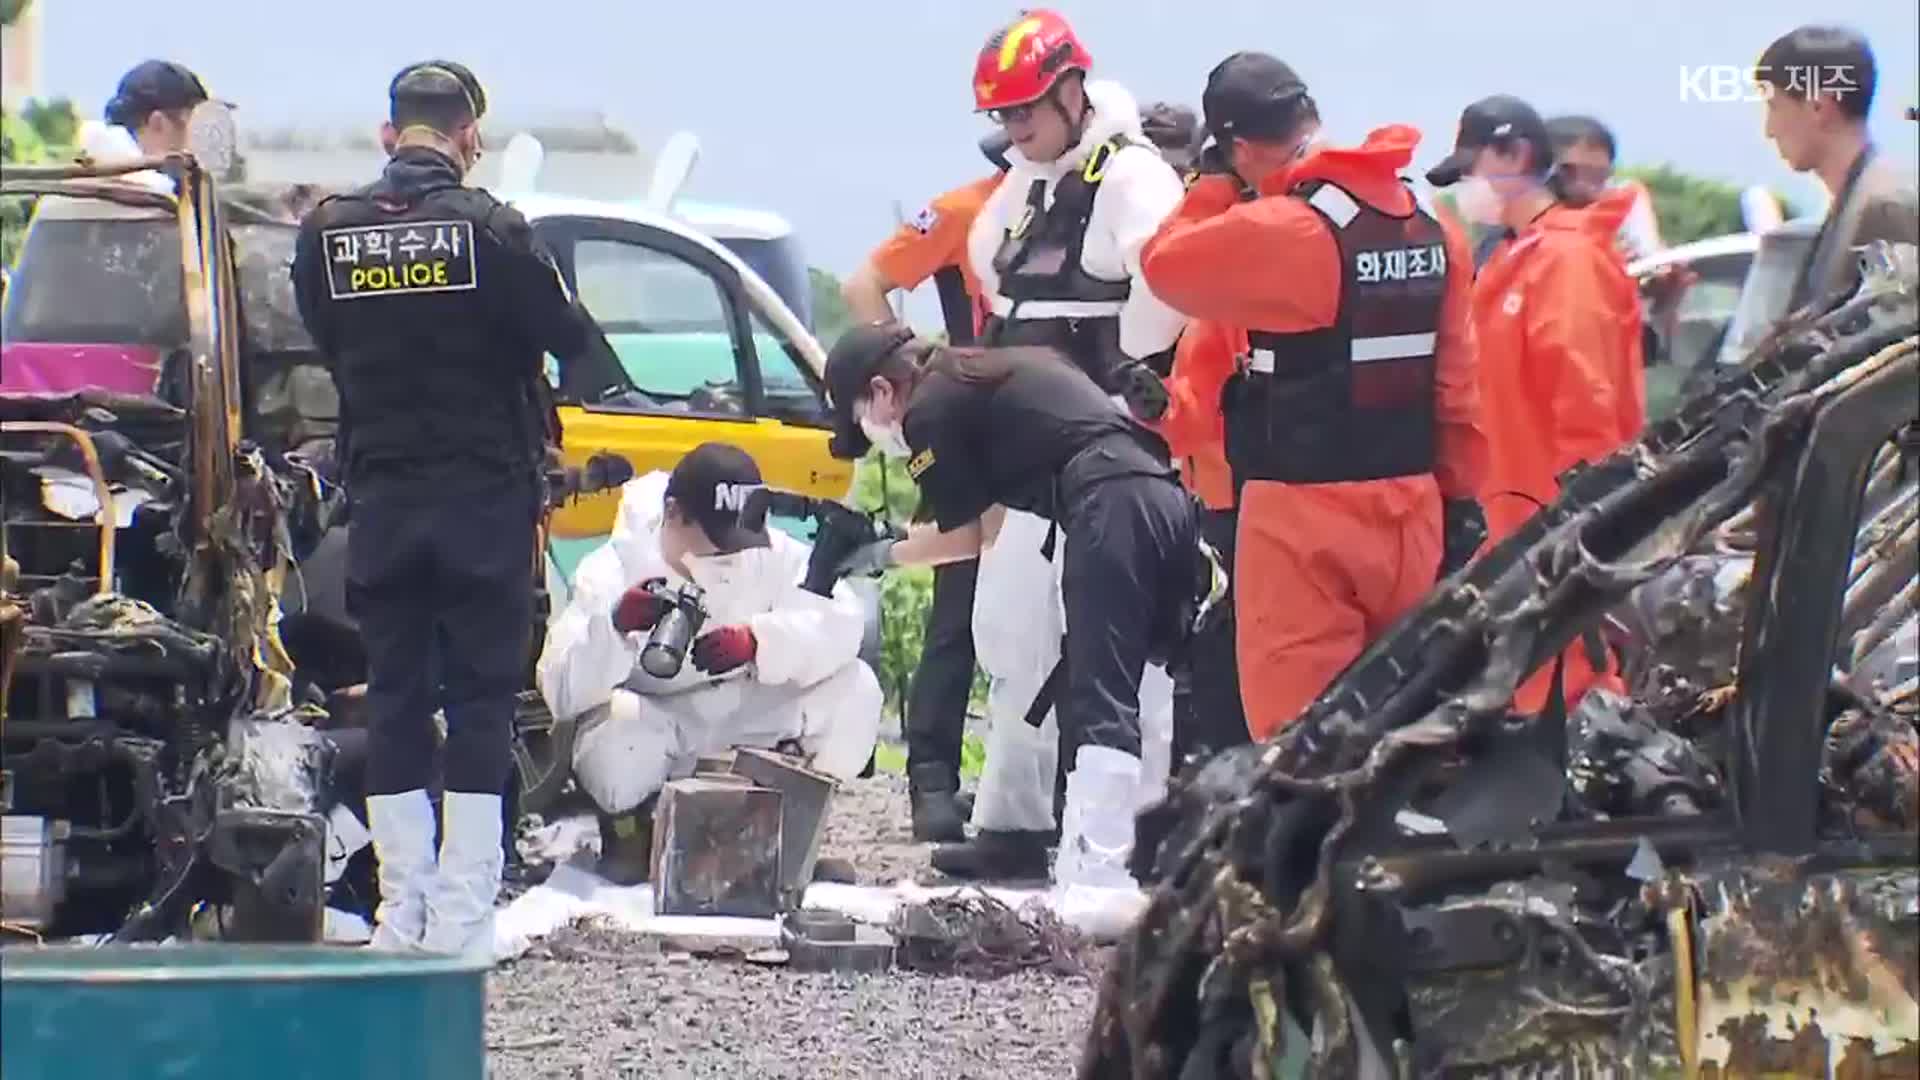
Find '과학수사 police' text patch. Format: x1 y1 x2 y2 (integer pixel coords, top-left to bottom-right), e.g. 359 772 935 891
323 220 478 300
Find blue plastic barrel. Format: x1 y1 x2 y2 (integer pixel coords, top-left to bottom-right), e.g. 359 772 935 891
0 945 488 1080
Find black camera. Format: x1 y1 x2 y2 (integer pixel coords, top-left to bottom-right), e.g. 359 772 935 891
736 489 901 597
545 452 636 511
638 581 709 679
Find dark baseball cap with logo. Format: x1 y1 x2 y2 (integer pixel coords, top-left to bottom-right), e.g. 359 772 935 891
664 443 771 552
1425 94 1554 187
823 320 920 460
104 60 212 128
1201 52 1312 142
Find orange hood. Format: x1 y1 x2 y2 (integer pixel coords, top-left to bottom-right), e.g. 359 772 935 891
1258 124 1423 208
1551 182 1637 242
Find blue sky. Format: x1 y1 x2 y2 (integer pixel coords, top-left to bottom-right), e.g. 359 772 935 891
33 1 1920 280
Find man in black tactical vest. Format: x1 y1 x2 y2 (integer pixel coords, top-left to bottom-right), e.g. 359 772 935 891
291 61 592 957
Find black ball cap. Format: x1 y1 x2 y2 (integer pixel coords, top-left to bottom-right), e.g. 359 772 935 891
390 59 488 120
1425 94 1551 187
105 60 210 126
664 443 771 553
824 321 918 460
1141 102 1202 153
1202 52 1310 142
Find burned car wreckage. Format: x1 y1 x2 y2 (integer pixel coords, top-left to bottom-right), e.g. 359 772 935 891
0 156 361 940
1088 245 1919 1078
0 155 615 941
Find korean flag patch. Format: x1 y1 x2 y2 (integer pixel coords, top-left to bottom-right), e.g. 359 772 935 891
911 206 941 234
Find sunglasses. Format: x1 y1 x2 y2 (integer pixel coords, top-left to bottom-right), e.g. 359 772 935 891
989 103 1038 125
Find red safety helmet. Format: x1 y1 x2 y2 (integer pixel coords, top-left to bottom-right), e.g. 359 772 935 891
972 9 1093 113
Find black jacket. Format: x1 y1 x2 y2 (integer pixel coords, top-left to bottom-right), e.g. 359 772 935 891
291 147 584 481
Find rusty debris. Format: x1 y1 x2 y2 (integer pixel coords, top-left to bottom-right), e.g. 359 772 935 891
892 890 1090 979
1082 247 1919 1078
1694 864 1920 1077
2 161 350 939
651 778 785 918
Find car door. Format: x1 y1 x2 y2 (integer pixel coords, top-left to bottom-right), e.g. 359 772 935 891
1640 250 1754 419
530 215 848 541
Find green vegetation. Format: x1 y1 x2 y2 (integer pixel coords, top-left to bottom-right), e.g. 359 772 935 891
871 731 987 779
809 266 856 348
2 91 78 266
1617 163 1801 245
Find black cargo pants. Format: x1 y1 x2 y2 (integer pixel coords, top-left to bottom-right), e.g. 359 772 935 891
347 463 540 797
904 559 979 791
1058 472 1198 764
1171 506 1250 767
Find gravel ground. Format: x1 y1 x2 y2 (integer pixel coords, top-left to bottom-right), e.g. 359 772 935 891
486 762 1102 1079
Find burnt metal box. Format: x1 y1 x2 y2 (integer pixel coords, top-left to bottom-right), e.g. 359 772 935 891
731 747 835 901
650 778 784 918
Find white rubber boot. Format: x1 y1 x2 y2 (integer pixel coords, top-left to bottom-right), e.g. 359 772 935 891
364 790 437 951
1055 745 1143 890
421 791 504 960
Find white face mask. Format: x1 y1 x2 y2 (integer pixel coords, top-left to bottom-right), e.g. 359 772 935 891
1452 175 1504 226
858 409 911 460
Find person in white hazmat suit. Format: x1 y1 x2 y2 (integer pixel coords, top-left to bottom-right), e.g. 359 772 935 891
926 11 1188 881
536 444 882 885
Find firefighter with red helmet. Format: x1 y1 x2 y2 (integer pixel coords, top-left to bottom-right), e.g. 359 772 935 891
928 10 1190 880
966 9 1187 394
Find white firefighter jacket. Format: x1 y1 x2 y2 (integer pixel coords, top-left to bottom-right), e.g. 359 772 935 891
966 78 1190 363
536 471 867 722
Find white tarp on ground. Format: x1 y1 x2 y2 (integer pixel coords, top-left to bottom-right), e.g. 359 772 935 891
492 860 1149 965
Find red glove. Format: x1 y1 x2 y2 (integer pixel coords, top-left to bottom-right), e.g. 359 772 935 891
612 578 669 635
690 624 757 674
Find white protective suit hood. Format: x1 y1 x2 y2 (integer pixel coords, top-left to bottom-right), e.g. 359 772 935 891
968 78 1189 362
1004 78 1147 178
537 471 867 720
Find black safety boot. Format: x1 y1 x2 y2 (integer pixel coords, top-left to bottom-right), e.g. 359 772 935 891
908 763 968 843
595 799 655 886
930 829 1053 880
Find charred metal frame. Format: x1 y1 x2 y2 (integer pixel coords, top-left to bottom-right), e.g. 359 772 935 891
1089 250 1919 1079
1 155 240 590
0 422 117 595
1730 344 1919 855
2 155 323 940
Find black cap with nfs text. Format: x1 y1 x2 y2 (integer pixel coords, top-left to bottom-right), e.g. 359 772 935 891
664 443 772 553
1425 95 1552 187
1201 52 1311 143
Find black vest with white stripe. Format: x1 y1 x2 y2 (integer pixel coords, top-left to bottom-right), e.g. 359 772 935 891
1226 178 1447 486
985 138 1134 391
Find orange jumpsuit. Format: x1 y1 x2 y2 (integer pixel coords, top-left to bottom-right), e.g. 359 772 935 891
1151 317 1241 510
868 174 1002 338
1472 199 1645 714
1142 126 1490 740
